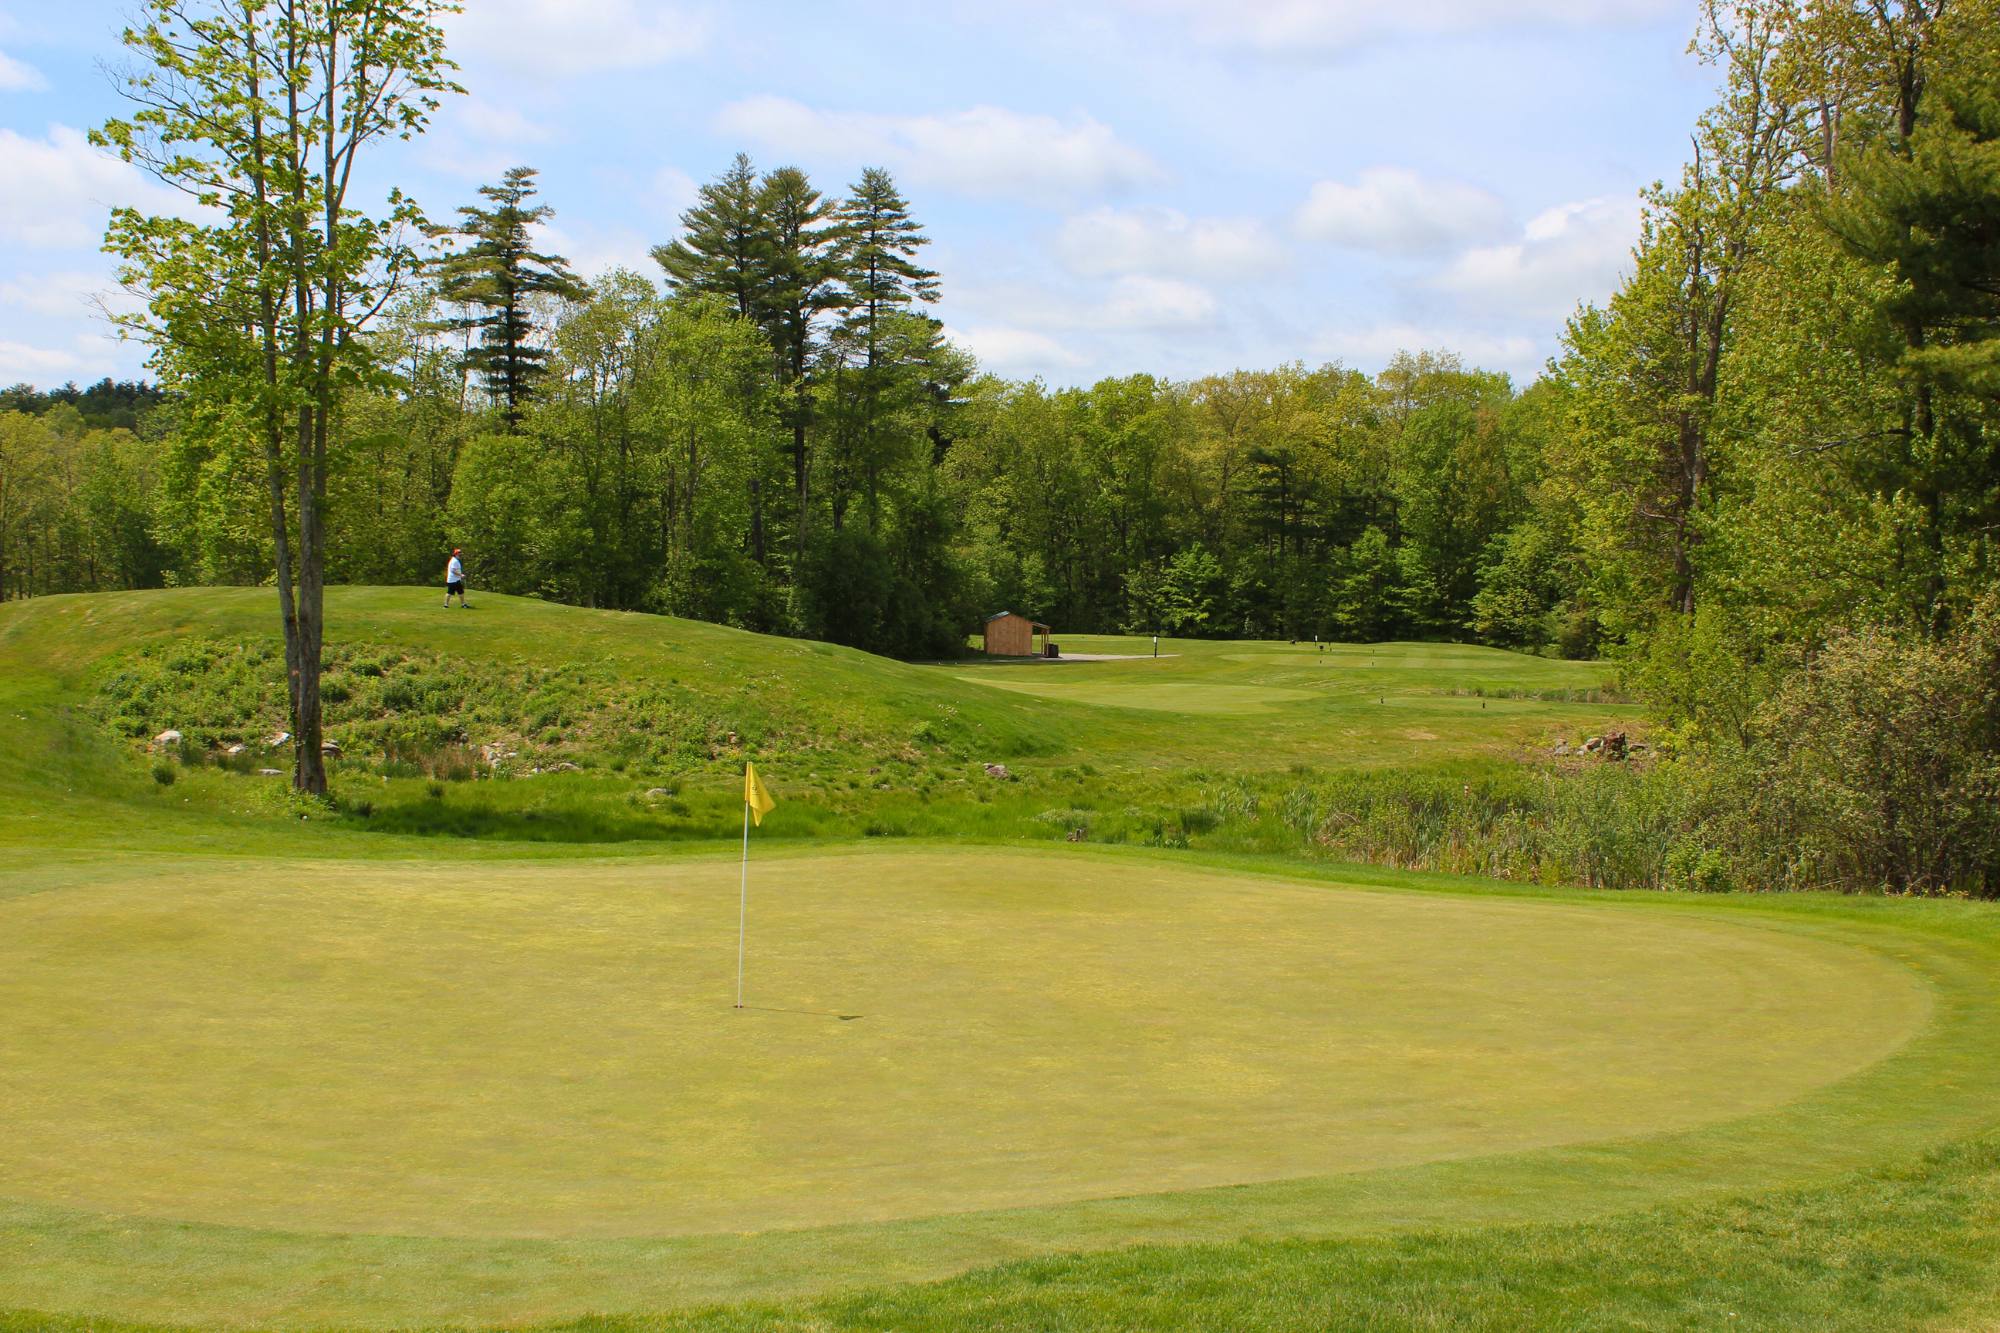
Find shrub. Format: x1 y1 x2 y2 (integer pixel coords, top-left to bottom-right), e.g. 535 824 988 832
1744 608 2000 896
1662 839 1736 894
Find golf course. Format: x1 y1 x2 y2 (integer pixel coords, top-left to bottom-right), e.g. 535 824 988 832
3 589 1999 1330
6 0 1997 1321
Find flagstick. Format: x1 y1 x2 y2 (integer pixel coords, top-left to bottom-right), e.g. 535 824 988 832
736 799 750 1009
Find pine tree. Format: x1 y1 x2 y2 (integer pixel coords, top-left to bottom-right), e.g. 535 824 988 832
653 153 767 322
756 166 848 550
434 167 588 431
654 154 776 563
835 168 939 366
1824 35 2000 629
828 169 939 534
654 158 846 560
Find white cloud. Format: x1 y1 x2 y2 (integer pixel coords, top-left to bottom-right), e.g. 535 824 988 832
0 334 123 386
418 99 558 182
715 97 1166 205
1294 167 1509 257
535 221 654 285
0 269 142 320
1056 206 1285 280
948 325 1086 376
1096 274 1218 330
447 0 708 76
0 125 183 249
1432 196 1640 317
1310 322 1540 376
958 273 1219 334
451 96 555 146
0 47 46 91
1107 0 1677 57
651 166 700 219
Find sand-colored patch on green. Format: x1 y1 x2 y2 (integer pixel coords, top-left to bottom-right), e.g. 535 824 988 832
953 676 1318 714
0 850 1925 1242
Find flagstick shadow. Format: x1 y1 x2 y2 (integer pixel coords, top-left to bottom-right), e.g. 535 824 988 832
736 1005 865 1022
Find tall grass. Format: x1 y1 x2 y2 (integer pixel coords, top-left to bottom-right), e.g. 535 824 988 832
1220 762 1727 891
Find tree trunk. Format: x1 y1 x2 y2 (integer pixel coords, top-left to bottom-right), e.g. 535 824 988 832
281 9 327 798
293 400 328 795
793 392 810 550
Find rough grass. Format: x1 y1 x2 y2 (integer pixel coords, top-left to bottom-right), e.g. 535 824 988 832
605 1132 2000 1332
6 1132 2000 1333
92 636 1011 777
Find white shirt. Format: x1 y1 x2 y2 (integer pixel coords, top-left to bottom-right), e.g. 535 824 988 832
447 556 463 583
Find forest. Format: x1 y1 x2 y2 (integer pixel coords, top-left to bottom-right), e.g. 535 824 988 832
0 0 1993 878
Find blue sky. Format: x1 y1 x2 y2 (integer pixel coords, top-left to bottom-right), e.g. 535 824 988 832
0 0 1719 390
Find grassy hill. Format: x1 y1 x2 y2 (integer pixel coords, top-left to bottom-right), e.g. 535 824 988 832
0 586 1634 855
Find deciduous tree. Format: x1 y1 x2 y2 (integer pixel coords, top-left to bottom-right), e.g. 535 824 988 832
97 0 458 794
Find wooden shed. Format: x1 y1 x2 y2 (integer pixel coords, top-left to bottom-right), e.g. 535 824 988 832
982 612 1052 657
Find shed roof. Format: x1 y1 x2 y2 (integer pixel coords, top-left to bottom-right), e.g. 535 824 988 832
985 611 1049 627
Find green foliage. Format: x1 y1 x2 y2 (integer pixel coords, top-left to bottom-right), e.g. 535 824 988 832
1820 42 2000 629
0 410 168 600
1126 542 1226 636
93 0 461 796
1329 526 1402 641
445 433 584 598
0 378 164 431
1469 519 1592 655
148 397 274 586
1392 391 1517 629
1622 603 1781 748
794 524 896 652
1746 606 2000 894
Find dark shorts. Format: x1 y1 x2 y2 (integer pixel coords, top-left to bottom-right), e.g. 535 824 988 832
446 580 465 594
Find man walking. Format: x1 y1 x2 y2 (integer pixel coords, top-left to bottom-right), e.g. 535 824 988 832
444 548 469 608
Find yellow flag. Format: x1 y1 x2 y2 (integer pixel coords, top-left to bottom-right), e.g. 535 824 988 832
744 762 776 826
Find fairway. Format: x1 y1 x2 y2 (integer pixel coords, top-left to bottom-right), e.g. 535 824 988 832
952 675 1320 713
0 850 1926 1241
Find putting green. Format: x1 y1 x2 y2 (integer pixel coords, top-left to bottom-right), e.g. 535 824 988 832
0 850 1926 1242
